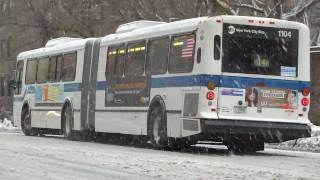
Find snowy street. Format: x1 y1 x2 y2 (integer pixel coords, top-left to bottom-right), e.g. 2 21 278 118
0 132 319 180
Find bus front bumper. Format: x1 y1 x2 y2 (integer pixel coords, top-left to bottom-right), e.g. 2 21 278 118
200 119 311 143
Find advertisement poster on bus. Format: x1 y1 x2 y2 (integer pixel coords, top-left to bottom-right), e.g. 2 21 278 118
105 76 150 107
35 84 64 102
245 87 298 110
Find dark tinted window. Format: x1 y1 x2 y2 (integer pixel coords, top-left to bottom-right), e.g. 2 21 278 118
169 34 195 73
214 35 221 60
56 56 63 81
15 61 24 94
62 52 77 81
48 55 62 82
25 59 38 84
37 57 49 83
146 38 169 75
222 24 298 76
125 41 146 76
106 47 117 75
106 46 125 76
0 77 4 96
48 56 57 82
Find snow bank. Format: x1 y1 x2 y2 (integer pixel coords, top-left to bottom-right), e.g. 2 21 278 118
267 124 320 152
0 118 19 132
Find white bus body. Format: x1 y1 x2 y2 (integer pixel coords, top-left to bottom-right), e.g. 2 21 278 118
14 16 311 151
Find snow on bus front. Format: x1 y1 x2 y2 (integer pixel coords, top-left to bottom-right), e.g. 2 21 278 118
218 23 309 123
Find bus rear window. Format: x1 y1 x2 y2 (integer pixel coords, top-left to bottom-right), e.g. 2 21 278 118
222 24 298 77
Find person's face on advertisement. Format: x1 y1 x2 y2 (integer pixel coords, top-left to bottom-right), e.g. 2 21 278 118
249 91 255 101
287 92 295 104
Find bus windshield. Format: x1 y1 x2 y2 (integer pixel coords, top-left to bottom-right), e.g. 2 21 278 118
222 23 299 77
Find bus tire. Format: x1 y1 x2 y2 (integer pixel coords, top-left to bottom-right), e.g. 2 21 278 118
62 103 74 140
148 101 168 149
21 106 38 136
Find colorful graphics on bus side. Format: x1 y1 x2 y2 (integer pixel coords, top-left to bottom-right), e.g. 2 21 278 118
35 84 64 102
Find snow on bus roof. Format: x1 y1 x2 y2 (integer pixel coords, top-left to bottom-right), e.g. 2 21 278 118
101 16 209 44
17 38 94 60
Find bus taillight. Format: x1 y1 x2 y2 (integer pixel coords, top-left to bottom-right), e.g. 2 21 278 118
206 91 215 100
302 87 310 96
301 97 310 106
207 81 216 90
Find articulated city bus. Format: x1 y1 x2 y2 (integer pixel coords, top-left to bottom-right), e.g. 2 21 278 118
13 16 311 152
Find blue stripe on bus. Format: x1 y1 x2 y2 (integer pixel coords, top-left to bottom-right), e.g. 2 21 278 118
14 75 311 102
150 74 311 91
96 81 106 90
218 75 311 91
64 83 81 92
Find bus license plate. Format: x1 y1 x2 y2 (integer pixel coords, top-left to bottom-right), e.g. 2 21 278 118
233 106 247 114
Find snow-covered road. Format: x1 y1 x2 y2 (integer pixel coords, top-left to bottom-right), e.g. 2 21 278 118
0 132 319 180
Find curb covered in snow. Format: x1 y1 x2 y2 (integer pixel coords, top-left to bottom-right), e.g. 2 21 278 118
267 124 320 152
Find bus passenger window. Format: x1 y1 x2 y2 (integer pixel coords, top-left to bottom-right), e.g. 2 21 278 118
146 38 169 75
115 47 125 76
15 61 24 94
62 52 77 82
106 46 125 77
125 41 146 76
214 35 221 60
106 47 117 75
169 34 195 73
56 55 63 81
37 57 49 83
48 56 57 82
25 59 38 84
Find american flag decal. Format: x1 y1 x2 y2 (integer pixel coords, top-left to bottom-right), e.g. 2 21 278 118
181 36 195 59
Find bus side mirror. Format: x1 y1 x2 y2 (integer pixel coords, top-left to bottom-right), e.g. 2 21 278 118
9 80 17 89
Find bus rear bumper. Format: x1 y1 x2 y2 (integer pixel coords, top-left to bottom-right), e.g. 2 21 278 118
199 119 311 143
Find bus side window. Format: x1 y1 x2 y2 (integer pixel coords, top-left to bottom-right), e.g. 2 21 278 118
37 57 50 83
115 46 125 76
15 61 24 94
48 56 57 82
214 35 221 60
169 34 195 73
146 37 169 75
106 46 125 77
25 59 38 85
62 52 77 82
125 41 146 76
106 47 117 76
56 55 63 81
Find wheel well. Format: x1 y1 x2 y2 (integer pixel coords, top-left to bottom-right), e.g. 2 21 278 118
21 103 29 120
61 101 72 130
22 103 29 111
147 96 167 136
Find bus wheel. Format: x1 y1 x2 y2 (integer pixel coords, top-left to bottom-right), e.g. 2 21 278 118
148 105 168 149
62 104 74 140
21 107 38 136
